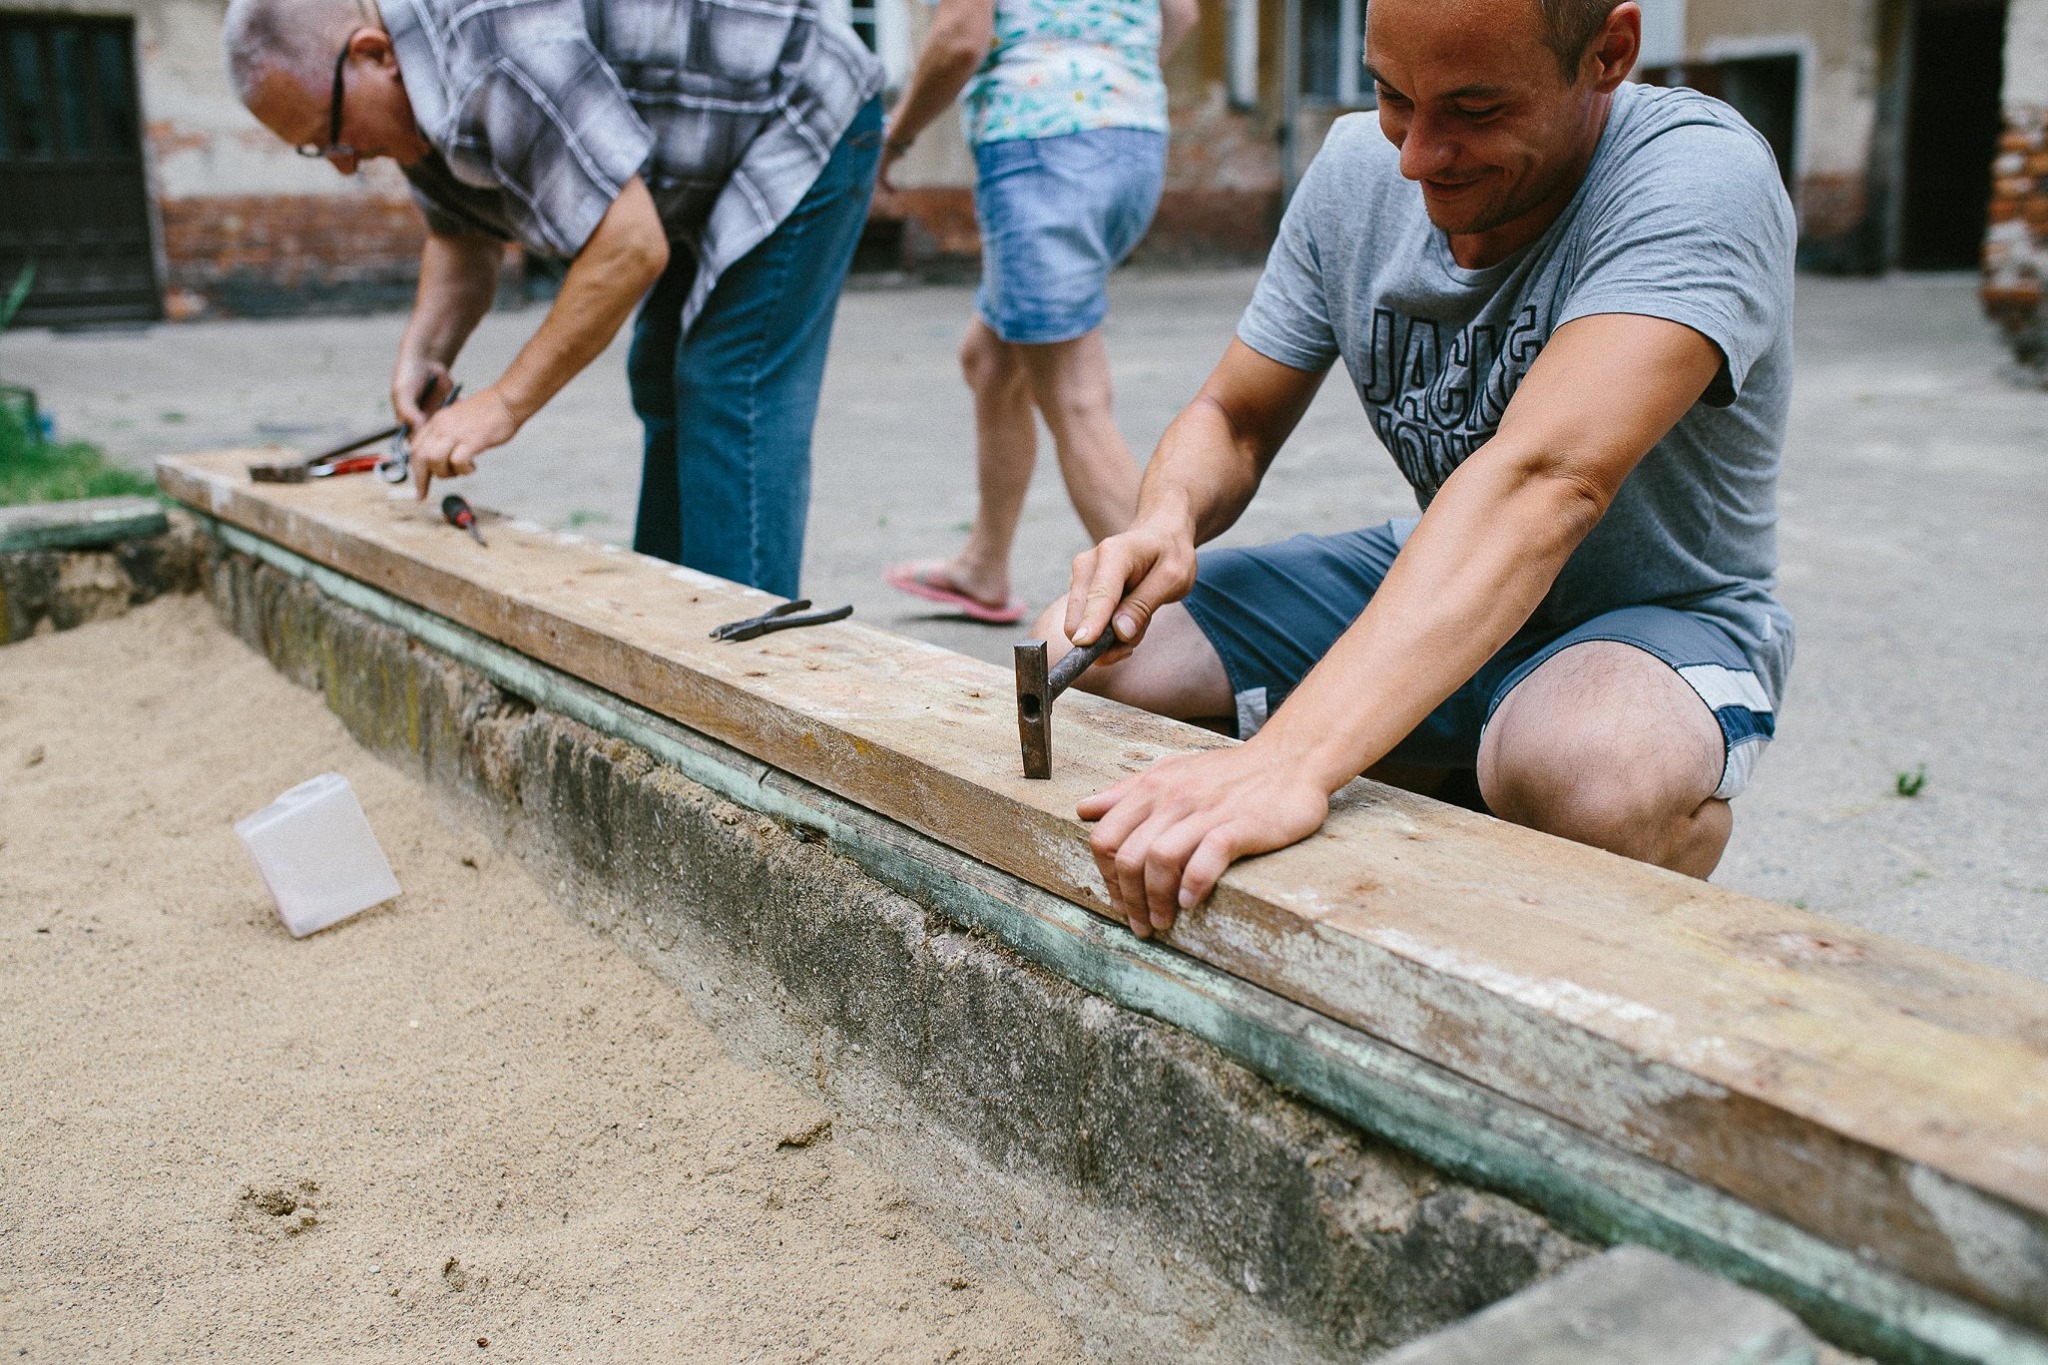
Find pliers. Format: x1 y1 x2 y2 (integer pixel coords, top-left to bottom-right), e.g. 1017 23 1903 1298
710 599 854 642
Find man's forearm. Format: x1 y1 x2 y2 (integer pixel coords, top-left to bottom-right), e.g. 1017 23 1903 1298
492 178 669 424
1245 314 1724 792
1253 447 1601 791
1134 390 1275 543
399 231 502 370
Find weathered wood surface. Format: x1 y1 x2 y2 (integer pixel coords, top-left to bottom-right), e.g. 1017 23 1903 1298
162 451 2048 1330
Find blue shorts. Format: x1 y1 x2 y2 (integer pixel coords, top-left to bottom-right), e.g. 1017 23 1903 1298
972 128 1166 345
1182 522 1781 800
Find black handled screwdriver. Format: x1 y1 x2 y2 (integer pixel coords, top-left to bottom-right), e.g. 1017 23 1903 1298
441 494 487 547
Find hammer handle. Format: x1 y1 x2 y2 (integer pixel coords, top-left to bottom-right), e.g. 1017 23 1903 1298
1048 629 1117 697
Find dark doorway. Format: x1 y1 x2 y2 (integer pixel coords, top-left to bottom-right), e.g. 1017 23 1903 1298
0 13 161 324
1898 0 2007 269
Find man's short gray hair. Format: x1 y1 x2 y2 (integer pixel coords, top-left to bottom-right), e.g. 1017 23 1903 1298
1537 0 1624 77
222 0 359 106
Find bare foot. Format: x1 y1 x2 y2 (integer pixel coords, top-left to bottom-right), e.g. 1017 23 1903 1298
883 558 1027 625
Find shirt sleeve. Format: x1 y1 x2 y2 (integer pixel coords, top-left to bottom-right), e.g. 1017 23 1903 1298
1557 120 1795 407
1234 139 1344 373
466 38 656 258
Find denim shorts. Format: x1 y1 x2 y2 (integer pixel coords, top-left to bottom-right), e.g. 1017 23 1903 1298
973 128 1166 345
1182 521 1782 800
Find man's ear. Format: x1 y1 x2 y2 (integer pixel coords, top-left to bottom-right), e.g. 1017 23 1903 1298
1586 2 1641 91
350 25 399 69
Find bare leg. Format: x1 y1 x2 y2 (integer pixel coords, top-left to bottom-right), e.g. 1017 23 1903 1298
951 318 1041 602
900 319 1037 609
1478 640 1733 877
1017 328 1142 544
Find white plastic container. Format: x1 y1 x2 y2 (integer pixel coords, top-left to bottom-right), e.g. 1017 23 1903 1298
234 773 401 937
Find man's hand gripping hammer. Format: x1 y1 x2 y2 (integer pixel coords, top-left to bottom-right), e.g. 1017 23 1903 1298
1013 631 1118 780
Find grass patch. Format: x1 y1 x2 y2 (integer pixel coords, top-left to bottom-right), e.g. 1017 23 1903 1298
0 401 156 508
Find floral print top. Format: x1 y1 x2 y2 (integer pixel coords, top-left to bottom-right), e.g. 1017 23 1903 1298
960 0 1166 146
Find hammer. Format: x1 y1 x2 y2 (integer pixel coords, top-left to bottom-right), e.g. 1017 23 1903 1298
1013 631 1118 780
247 423 404 483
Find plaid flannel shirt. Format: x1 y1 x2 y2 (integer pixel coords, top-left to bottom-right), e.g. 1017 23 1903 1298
388 0 881 335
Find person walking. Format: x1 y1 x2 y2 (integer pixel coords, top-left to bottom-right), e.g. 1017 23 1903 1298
878 0 1197 623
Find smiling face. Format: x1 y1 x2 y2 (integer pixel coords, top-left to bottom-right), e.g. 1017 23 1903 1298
246 27 430 172
1366 0 1638 265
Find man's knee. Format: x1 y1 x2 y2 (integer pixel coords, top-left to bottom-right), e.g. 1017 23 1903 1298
1477 645 1728 870
959 327 1023 394
1482 726 1677 853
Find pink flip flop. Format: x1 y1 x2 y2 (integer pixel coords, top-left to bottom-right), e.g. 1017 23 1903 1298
884 560 1028 625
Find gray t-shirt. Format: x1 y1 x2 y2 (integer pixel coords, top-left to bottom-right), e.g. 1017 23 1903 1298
1238 82 1798 702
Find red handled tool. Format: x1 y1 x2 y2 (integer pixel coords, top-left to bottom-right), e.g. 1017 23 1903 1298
441 494 487 547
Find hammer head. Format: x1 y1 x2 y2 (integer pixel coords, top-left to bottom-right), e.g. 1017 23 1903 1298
1014 640 1052 780
247 459 311 483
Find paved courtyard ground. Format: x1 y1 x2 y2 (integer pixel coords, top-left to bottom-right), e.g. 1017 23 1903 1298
5 269 2042 978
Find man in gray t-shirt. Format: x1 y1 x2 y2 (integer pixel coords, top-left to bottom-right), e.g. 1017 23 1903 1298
1035 0 1798 938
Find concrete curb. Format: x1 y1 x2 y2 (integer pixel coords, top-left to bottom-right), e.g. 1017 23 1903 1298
1379 1245 1821 1365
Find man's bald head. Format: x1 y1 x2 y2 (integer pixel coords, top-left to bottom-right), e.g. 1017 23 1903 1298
1536 0 1624 77
222 0 361 107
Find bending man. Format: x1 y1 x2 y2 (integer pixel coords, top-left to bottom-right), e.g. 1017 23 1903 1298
1042 0 1797 936
223 0 883 596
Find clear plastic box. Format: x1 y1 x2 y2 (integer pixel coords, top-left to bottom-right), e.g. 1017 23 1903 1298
234 773 401 937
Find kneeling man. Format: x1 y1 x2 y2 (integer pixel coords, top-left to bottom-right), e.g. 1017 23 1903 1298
1046 0 1796 936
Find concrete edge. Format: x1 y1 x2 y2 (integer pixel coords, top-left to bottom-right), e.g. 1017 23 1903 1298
1379 1245 1820 1365
0 506 205 642
198 512 2048 1365
0 496 169 553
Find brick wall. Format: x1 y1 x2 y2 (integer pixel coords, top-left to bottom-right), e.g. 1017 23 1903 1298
1984 108 2048 382
158 194 431 318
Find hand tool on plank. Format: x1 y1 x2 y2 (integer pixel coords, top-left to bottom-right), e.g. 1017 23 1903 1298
710 599 854 642
1014 631 1117 780
440 494 488 546
248 424 404 483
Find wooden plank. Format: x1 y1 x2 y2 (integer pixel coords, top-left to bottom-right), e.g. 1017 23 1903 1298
161 450 2048 1330
0 495 166 553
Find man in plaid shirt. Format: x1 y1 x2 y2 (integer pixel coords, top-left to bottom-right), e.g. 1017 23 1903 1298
224 0 884 595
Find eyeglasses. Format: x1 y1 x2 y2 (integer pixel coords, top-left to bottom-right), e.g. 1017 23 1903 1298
294 30 360 160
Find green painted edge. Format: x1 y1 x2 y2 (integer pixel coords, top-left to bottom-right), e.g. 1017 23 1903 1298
198 513 2048 1365
0 499 168 553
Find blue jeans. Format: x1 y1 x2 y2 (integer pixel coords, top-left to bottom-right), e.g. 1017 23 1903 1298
972 128 1165 344
628 98 882 597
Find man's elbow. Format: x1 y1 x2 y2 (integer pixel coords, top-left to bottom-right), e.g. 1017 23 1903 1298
607 222 667 290
1505 448 1615 544
633 231 669 286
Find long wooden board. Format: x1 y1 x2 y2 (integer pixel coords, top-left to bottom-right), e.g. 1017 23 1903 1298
162 451 2048 1331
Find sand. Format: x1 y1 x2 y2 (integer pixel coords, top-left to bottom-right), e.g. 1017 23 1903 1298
0 596 1082 1363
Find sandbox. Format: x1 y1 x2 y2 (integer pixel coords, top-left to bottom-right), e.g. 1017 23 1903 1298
8 455 2048 1363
